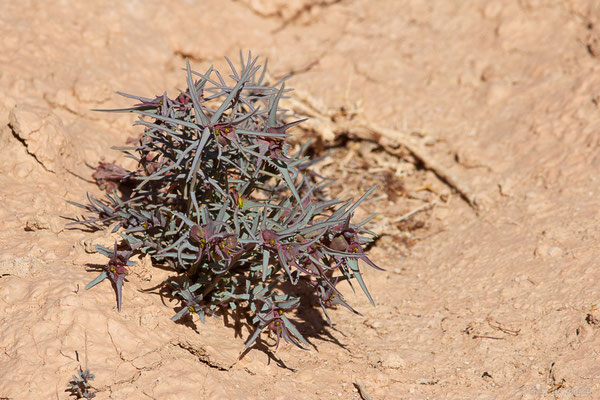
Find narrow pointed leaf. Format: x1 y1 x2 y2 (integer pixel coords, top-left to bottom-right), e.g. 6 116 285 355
171 307 188 322
85 271 108 290
268 83 285 128
244 325 265 350
186 59 211 126
280 315 310 349
346 258 375 306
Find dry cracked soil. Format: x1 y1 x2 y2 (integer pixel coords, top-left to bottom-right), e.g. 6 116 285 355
1 0 600 399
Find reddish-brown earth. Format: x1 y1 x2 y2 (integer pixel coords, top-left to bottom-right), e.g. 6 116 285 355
1 1 600 399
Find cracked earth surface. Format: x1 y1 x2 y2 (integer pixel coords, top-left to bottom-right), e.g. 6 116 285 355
1 0 600 399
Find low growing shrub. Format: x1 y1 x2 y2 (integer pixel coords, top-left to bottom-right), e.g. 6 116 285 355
70 53 382 350
66 367 95 399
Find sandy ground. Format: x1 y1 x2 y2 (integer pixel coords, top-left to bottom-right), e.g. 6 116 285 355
1 0 600 399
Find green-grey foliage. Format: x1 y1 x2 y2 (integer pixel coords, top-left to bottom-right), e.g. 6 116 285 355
70 53 382 350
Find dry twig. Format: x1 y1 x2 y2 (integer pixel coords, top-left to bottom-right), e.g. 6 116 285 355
472 335 504 340
283 92 479 211
393 202 436 223
486 318 520 336
353 379 375 400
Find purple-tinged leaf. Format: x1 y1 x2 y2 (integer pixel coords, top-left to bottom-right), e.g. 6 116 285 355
186 59 211 126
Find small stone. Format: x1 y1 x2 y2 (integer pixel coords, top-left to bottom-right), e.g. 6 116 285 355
548 247 563 257
83 239 96 254
534 244 549 258
498 179 515 197
364 319 382 329
25 216 50 231
382 353 406 369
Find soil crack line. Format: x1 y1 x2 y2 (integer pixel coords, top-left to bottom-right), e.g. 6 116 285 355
273 0 345 33
7 122 54 174
173 341 229 371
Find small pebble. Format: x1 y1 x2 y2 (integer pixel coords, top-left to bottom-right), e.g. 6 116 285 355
364 319 382 329
548 246 563 257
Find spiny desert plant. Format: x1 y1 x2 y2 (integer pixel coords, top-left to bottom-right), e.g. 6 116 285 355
70 52 382 350
66 367 95 399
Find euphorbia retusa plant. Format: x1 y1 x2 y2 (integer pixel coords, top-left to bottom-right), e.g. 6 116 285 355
70 52 382 350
